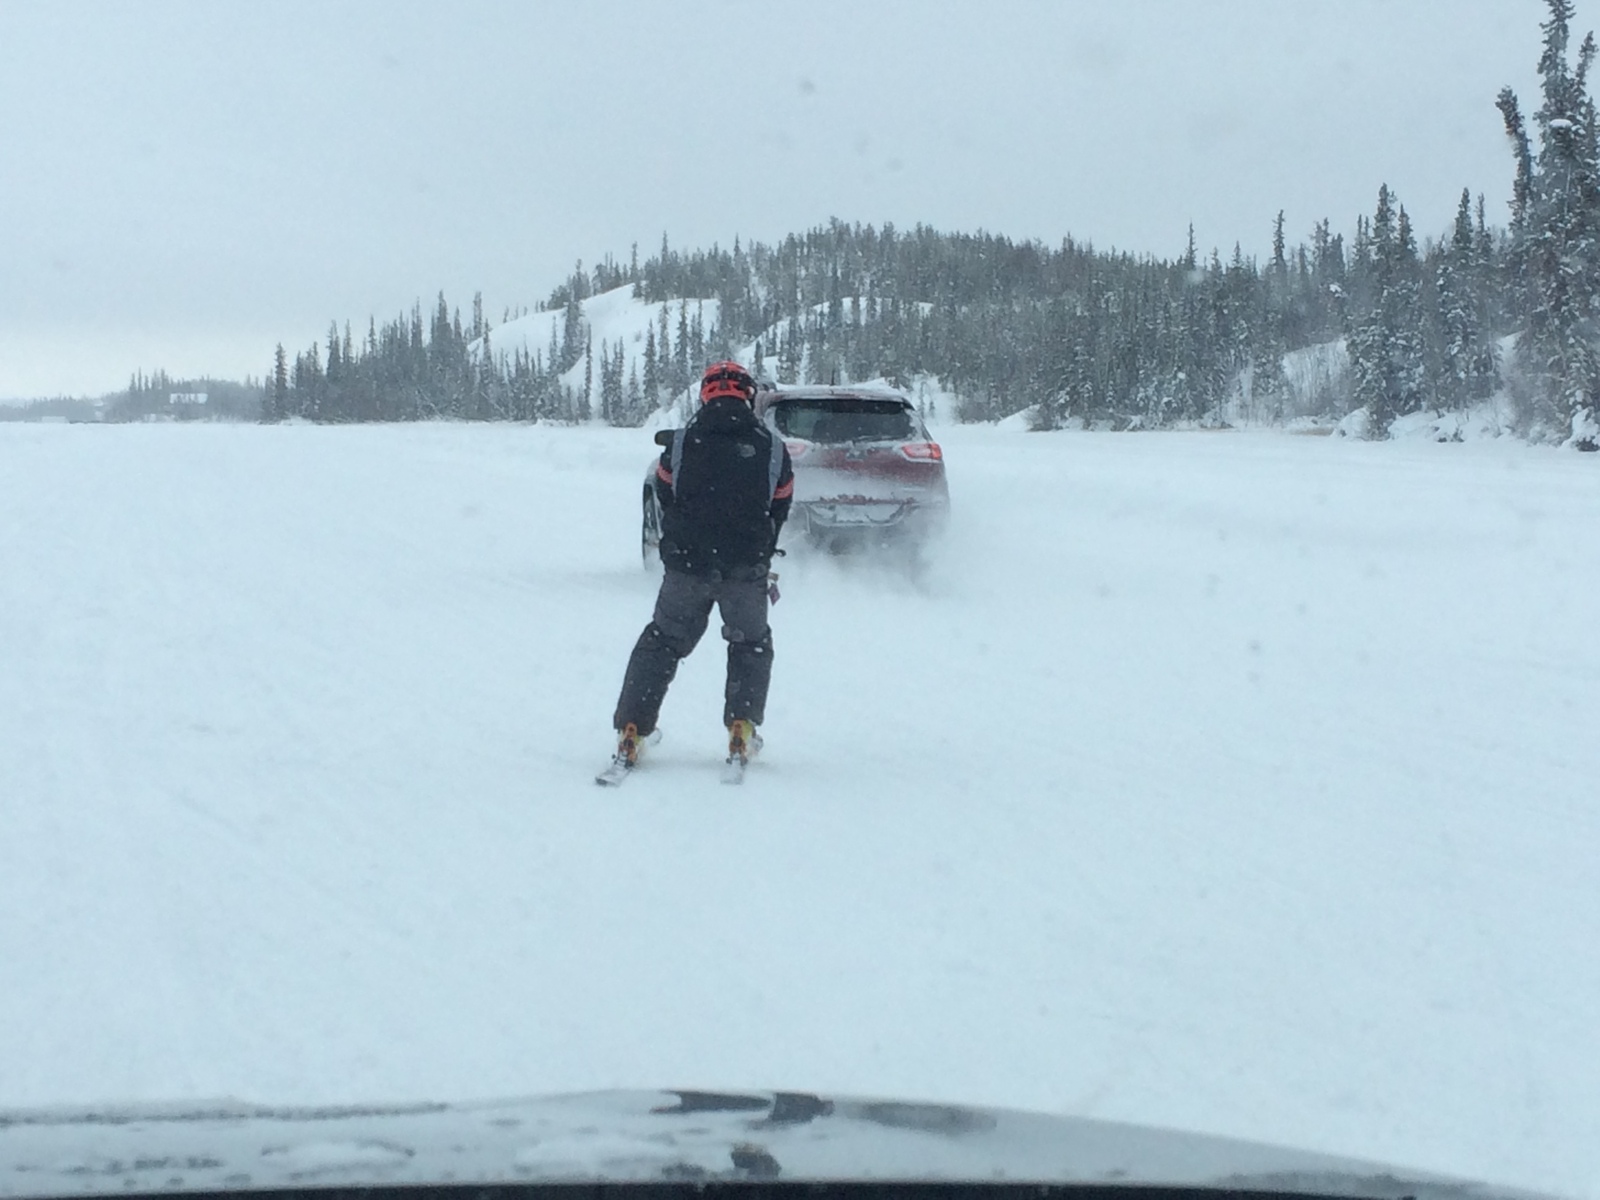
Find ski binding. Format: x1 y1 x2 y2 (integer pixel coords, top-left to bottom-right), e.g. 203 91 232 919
594 729 662 787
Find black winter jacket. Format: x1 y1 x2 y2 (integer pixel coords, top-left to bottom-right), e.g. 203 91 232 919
654 396 794 578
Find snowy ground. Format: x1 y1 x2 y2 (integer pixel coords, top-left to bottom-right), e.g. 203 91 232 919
1 422 1596 1198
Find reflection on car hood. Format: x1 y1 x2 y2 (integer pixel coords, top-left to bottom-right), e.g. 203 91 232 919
0 1090 1544 1199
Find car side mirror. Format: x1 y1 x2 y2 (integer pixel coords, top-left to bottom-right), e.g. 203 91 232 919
653 429 677 448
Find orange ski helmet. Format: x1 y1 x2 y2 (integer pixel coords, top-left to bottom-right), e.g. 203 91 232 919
699 360 756 404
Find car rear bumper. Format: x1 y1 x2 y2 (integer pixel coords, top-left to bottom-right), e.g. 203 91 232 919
792 496 947 540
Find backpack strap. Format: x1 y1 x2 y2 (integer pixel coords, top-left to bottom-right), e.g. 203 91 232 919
767 429 785 502
669 427 688 500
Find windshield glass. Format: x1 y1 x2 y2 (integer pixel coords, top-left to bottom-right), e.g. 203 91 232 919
771 399 915 443
2 4 1596 1200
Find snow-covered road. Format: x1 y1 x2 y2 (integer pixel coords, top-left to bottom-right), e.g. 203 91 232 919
1 422 1595 1198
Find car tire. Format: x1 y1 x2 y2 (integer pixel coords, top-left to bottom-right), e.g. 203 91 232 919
641 487 662 566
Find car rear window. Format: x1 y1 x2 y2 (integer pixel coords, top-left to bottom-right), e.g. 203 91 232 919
771 399 915 443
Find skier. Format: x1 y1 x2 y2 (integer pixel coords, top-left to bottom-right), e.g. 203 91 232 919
602 360 794 784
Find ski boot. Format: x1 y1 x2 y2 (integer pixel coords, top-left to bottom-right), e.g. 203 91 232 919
596 723 646 786
722 719 762 784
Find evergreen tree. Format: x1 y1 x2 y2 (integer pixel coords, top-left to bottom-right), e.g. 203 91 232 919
1250 211 1290 421
608 340 627 423
597 338 613 423
642 325 660 410
625 363 643 426
674 301 690 395
778 315 802 384
267 344 289 423
1498 0 1600 437
1436 188 1501 410
1392 205 1429 416
580 334 593 422
560 280 585 375
1347 186 1427 436
656 304 672 396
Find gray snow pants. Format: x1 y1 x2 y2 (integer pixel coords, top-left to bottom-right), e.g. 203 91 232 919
612 568 773 736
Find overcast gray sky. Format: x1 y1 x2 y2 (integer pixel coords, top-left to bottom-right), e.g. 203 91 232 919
0 1 1562 398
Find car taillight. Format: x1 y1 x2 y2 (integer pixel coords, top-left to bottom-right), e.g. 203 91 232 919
784 440 809 458
898 442 943 461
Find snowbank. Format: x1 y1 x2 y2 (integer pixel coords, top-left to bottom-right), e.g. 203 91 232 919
1337 401 1519 442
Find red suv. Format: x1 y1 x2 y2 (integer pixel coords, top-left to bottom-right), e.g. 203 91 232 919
757 387 947 552
642 385 947 560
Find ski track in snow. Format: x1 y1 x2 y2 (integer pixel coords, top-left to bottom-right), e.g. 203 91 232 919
0 422 1596 1199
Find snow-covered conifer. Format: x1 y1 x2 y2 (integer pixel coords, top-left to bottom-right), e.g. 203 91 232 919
1498 0 1600 437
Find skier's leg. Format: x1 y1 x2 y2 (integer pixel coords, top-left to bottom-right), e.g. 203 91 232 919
717 578 773 727
613 571 714 735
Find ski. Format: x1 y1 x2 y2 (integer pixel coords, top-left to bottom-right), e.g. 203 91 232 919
596 730 756 786
594 757 635 787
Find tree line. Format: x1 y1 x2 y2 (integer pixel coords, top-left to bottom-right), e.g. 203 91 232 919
255 0 1596 444
90 370 263 423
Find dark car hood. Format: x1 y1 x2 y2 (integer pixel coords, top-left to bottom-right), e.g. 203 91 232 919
0 1090 1545 1200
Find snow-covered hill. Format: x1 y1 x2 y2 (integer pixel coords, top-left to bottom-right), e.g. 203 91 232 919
476 286 722 414
1 422 1596 1198
470 285 939 426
